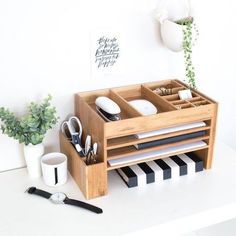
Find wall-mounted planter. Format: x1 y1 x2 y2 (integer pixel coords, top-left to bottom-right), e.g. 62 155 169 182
160 19 184 52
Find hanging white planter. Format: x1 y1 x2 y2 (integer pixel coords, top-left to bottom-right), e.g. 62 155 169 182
160 19 184 52
154 0 193 52
23 143 44 178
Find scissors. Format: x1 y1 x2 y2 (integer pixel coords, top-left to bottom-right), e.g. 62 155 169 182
61 116 84 156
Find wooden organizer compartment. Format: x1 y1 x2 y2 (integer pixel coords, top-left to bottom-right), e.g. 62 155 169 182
145 80 212 110
106 122 211 171
78 87 141 120
60 79 218 199
112 84 177 114
59 132 107 199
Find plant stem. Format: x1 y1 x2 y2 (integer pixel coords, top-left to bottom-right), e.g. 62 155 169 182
181 19 198 89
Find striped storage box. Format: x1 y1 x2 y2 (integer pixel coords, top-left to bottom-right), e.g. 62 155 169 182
116 152 203 188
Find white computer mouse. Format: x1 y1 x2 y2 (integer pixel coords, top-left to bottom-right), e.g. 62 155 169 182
95 96 121 115
128 99 158 116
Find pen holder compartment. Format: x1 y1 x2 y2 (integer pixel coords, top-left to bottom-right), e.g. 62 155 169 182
59 132 107 199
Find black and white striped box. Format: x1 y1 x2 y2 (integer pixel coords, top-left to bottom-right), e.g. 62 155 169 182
116 152 204 188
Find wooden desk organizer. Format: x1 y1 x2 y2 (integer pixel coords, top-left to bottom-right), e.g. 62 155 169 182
60 79 218 199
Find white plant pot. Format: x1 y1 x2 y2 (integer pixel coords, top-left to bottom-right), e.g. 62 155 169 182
23 143 44 178
160 19 184 52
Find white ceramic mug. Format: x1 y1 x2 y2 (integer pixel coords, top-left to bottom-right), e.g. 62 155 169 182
41 152 68 186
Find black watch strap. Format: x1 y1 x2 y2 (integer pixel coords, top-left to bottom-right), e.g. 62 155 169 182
27 187 52 199
64 198 103 214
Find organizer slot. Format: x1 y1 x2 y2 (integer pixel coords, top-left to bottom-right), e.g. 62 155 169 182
80 89 140 121
78 88 110 105
107 125 210 150
171 87 186 94
203 119 212 126
149 80 213 109
145 80 183 91
176 103 195 109
175 80 216 104
142 85 176 111
192 101 209 106
112 85 176 115
164 94 180 101
192 91 215 104
154 87 186 99
186 97 203 103
60 132 107 199
141 85 177 111
107 141 209 170
171 97 203 105
164 91 200 103
89 103 131 120
113 85 160 114
112 85 142 101
143 80 214 110
174 99 209 109
172 100 187 105
173 80 189 88
60 132 103 165
109 90 142 117
160 88 186 100
107 135 210 161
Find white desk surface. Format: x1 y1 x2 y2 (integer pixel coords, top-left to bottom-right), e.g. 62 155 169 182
1 140 236 236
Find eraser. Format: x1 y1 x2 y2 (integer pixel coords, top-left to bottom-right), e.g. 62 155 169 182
178 89 192 100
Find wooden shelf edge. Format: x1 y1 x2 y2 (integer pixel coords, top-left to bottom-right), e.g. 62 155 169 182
107 136 210 160
107 126 210 150
107 145 209 171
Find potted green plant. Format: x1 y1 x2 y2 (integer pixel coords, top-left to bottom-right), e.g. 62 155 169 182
159 16 199 88
0 95 59 178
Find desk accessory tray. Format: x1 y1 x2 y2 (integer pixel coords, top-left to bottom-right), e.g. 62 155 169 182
60 79 218 199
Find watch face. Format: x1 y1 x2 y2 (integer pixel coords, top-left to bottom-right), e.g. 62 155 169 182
50 192 67 204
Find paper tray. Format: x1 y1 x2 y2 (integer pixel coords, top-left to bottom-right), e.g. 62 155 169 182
108 141 207 167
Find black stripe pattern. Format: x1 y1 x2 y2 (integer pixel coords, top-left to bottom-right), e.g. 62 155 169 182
187 152 204 172
138 163 155 184
117 166 137 188
154 159 171 180
170 155 188 176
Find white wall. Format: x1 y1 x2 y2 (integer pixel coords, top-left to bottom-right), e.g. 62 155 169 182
192 0 236 149
0 0 235 171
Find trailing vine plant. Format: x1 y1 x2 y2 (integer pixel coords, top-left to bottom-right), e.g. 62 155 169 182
175 17 199 89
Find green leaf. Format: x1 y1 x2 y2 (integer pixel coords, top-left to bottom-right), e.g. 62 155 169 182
0 95 59 145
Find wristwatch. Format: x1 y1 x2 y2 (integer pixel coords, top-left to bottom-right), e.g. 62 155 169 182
25 187 103 214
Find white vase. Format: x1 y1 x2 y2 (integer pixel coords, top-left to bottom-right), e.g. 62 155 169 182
23 143 44 178
160 19 184 52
